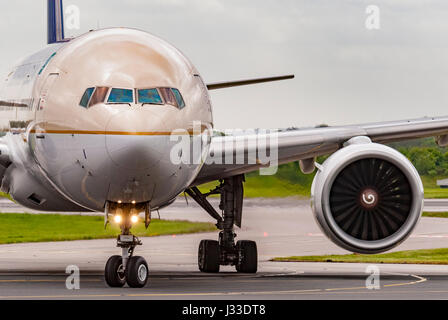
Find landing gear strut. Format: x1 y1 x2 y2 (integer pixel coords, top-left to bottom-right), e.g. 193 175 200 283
104 202 150 288
186 175 258 273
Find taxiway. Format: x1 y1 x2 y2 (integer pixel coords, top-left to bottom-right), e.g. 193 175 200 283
0 197 447 299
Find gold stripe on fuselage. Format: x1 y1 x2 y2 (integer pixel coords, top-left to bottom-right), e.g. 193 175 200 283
28 129 207 136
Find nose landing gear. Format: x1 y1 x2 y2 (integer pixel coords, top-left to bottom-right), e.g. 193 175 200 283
104 202 150 288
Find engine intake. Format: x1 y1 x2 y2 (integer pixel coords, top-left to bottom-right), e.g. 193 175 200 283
311 137 424 254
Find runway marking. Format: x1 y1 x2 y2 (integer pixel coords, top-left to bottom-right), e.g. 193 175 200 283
0 274 427 299
383 274 426 287
126 289 324 297
322 274 426 291
0 279 101 283
324 286 366 291
0 294 122 299
411 234 448 239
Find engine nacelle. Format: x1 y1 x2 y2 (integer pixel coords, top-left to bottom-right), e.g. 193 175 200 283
311 137 424 254
2 165 88 212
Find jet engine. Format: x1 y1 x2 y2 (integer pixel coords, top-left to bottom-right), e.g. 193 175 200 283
311 136 424 254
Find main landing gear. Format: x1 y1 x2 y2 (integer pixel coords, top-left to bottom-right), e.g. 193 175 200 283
104 202 151 288
186 175 258 274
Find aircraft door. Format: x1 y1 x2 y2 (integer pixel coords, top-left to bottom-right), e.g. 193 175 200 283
35 72 59 123
31 72 60 179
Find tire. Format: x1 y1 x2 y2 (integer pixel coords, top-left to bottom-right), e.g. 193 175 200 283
236 240 258 273
105 255 126 287
126 256 149 288
198 240 220 273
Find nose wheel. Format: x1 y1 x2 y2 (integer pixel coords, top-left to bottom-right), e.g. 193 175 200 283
104 202 150 288
105 254 149 288
104 255 126 287
126 256 149 288
104 239 149 288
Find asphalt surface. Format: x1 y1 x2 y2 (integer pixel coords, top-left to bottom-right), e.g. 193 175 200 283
1 197 448 299
0 270 442 300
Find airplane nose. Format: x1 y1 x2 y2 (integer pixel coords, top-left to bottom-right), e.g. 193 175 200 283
104 108 186 204
105 109 169 171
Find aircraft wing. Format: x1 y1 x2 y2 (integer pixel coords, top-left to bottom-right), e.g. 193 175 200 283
192 115 448 185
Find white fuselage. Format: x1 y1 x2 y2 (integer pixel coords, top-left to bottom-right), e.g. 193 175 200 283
0 28 213 212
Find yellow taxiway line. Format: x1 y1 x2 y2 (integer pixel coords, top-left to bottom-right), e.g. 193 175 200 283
0 274 427 299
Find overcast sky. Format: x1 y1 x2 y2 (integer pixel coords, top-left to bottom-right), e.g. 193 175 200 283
1 0 448 129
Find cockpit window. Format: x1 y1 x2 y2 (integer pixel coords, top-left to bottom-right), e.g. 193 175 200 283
138 89 163 105
79 87 95 108
159 88 177 107
107 88 134 104
79 86 186 109
171 88 186 109
88 87 109 108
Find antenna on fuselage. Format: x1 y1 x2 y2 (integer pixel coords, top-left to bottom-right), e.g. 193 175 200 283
47 0 66 44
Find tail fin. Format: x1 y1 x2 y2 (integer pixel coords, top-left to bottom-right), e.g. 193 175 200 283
47 0 65 44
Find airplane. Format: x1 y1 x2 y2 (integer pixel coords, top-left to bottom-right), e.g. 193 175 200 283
0 0 447 288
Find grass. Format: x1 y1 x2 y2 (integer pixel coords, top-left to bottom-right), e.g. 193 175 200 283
421 176 448 198
0 192 13 201
422 212 448 218
0 213 216 245
199 175 310 198
272 248 448 265
424 188 448 199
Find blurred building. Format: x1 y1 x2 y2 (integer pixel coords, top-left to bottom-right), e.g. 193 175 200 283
437 179 448 188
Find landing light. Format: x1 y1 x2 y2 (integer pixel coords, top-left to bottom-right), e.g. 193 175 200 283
131 215 139 224
114 215 122 224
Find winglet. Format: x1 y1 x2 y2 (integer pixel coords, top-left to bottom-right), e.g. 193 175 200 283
47 0 66 44
207 74 294 90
